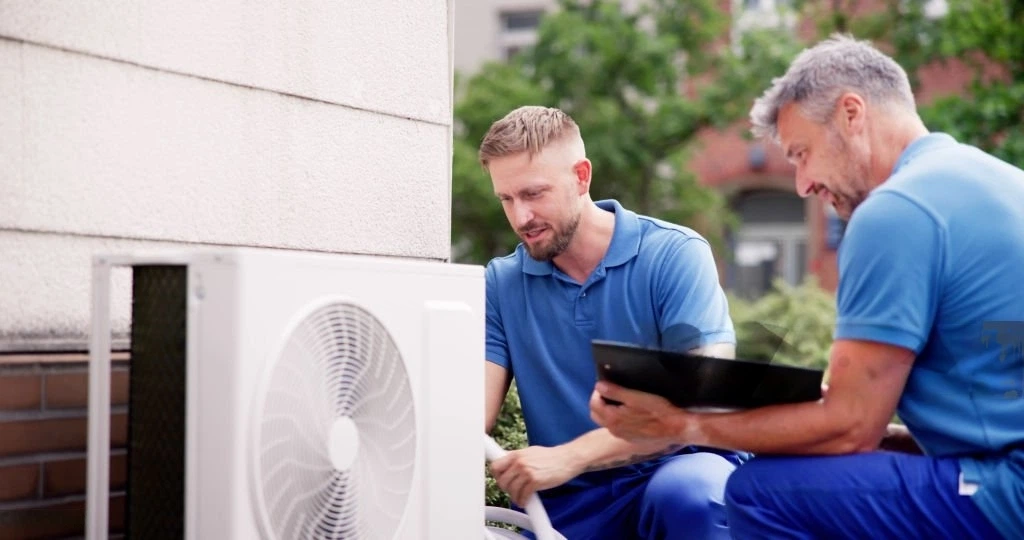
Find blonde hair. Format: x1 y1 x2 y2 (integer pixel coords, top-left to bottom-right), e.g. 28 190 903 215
478 106 582 168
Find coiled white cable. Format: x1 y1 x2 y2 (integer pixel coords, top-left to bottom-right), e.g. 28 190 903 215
483 435 566 540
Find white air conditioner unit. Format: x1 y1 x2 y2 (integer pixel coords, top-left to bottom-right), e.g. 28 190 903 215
85 248 485 539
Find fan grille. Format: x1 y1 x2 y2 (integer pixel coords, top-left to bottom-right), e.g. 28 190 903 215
251 300 417 539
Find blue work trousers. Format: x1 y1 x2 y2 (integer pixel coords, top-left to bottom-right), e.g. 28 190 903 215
724 452 1004 539
529 450 740 539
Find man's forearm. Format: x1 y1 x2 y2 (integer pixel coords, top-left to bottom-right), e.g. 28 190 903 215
562 428 683 474
680 399 880 455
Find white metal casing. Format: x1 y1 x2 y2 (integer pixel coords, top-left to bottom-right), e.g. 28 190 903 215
87 248 485 539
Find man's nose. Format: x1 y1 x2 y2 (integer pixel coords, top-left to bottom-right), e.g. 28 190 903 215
513 203 534 228
794 169 815 197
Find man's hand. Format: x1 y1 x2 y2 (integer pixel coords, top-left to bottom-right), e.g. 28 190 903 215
488 445 581 507
589 382 691 445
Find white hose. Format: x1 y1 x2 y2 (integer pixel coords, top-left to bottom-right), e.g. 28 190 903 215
484 525 530 539
485 506 543 531
483 435 566 540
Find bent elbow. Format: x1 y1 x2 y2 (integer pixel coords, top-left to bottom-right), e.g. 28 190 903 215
832 423 885 454
844 438 881 454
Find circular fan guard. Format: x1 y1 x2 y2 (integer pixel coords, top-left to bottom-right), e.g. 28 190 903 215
250 299 417 539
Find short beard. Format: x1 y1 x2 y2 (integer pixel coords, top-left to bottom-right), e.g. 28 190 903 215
525 210 582 261
827 129 870 219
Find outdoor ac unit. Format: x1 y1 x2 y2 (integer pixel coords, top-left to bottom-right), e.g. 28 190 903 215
86 248 485 539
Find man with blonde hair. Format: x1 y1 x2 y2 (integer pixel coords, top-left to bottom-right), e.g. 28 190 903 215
590 34 1022 539
482 105 744 539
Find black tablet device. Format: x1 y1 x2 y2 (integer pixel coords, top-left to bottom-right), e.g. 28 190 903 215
591 340 824 410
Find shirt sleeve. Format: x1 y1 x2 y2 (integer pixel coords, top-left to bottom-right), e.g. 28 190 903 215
834 192 945 353
656 237 736 352
484 262 511 369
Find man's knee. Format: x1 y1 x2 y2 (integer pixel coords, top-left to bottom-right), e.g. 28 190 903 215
639 453 735 538
725 456 832 539
723 455 762 514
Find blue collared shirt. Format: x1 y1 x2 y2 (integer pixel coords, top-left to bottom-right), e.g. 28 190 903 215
834 133 1024 538
485 200 735 473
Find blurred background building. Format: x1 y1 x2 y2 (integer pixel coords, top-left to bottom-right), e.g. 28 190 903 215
451 0 974 300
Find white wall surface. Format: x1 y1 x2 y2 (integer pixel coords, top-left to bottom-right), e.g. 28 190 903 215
0 0 455 350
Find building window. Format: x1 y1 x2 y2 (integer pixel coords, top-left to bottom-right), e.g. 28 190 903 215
498 9 544 62
727 189 808 300
502 10 543 31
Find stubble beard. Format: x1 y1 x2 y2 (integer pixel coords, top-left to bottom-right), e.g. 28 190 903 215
828 132 871 220
524 209 582 261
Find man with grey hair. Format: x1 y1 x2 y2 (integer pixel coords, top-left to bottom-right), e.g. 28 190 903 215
590 34 1022 539
481 105 745 539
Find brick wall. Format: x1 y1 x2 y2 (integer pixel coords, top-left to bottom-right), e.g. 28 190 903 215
0 352 129 539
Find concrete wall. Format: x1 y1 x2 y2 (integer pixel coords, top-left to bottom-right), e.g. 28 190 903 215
0 0 455 350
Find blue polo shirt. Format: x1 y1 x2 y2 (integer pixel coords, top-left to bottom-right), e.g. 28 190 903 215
485 199 735 486
834 133 1024 538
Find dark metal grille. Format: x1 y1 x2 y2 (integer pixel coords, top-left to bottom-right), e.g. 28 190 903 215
125 265 187 540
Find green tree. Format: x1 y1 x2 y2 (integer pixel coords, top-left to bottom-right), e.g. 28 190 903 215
452 0 802 264
918 0 1024 166
810 0 1024 166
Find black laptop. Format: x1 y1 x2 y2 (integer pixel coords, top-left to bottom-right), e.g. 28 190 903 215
591 339 825 410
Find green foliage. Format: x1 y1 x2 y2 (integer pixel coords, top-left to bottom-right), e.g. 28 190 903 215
729 278 836 372
808 0 1024 168
915 0 1024 167
451 0 802 264
701 29 806 131
486 384 527 510
825 0 945 89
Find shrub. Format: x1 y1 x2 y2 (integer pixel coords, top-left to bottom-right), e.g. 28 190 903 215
486 383 527 509
729 277 836 372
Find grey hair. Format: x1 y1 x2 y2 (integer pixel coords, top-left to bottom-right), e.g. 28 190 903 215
749 33 916 142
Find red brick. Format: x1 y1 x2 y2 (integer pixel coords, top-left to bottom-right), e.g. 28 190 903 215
0 413 128 458
0 374 42 411
0 351 130 365
44 369 129 409
0 494 124 539
0 463 39 502
109 493 125 532
43 453 126 498
0 499 84 539
110 413 127 447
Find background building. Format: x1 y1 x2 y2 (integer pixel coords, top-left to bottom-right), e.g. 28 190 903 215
452 0 972 299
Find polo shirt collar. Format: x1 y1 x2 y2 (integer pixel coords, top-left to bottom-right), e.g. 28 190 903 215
521 199 641 276
893 132 957 176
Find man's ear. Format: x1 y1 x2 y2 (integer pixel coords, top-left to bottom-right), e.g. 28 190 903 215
573 159 592 194
836 92 867 135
